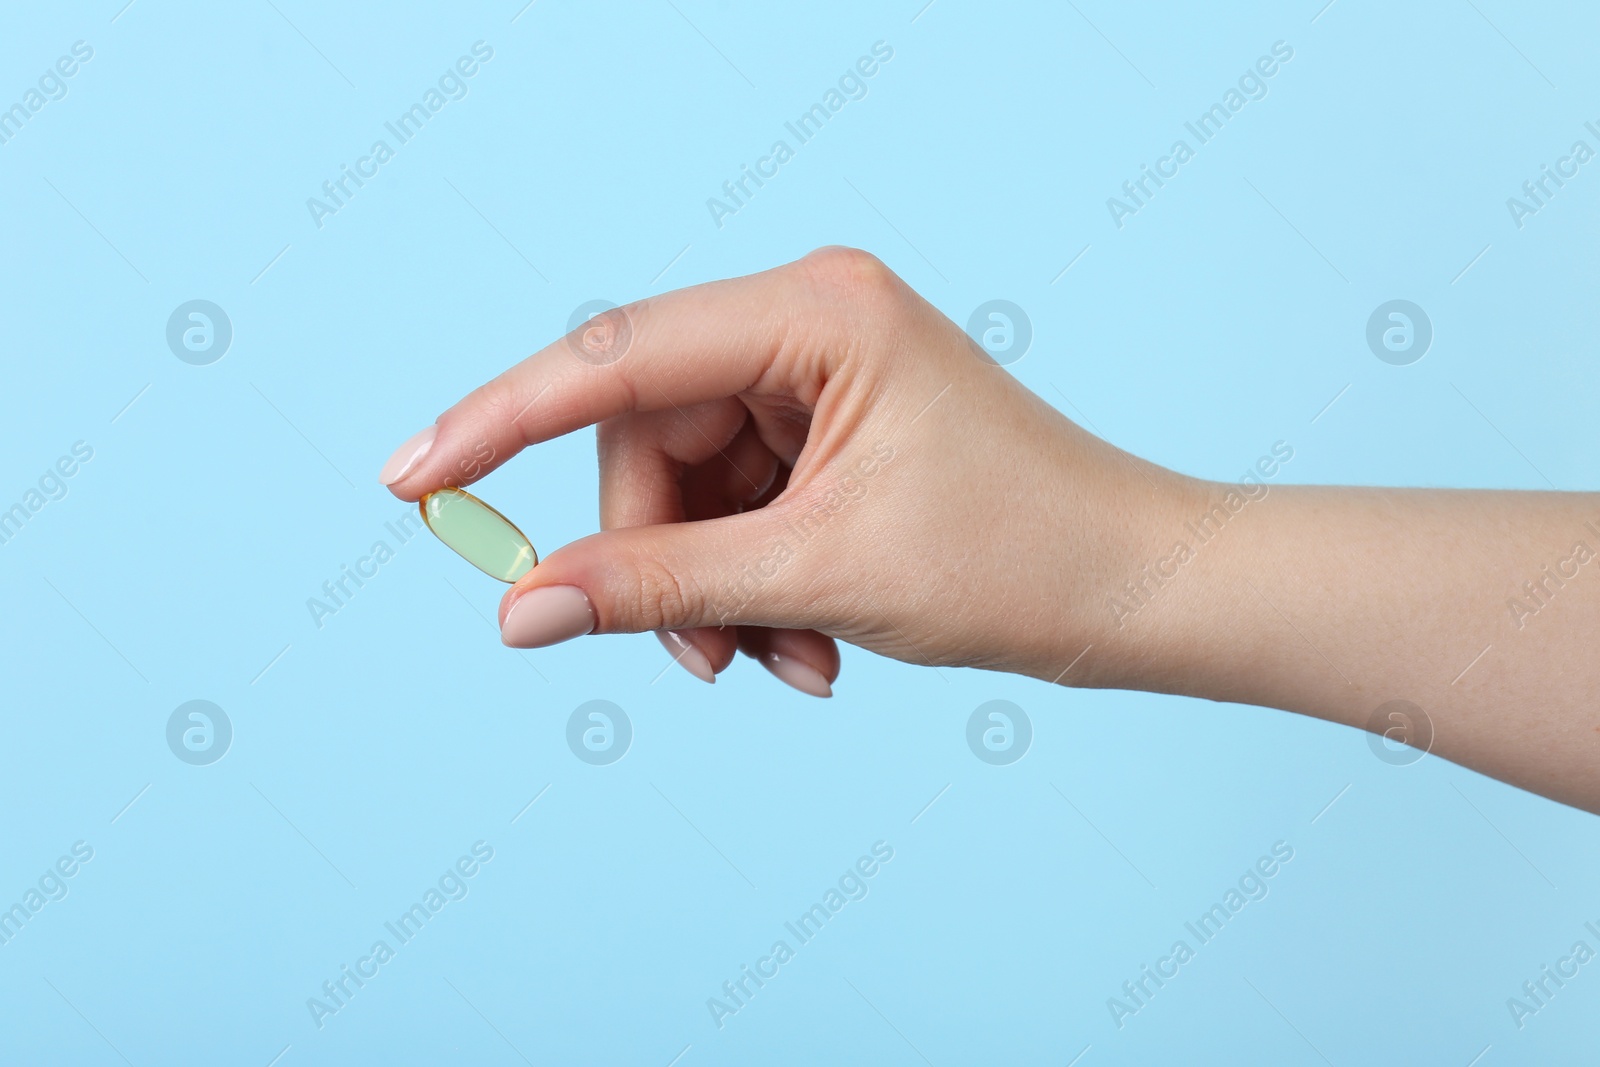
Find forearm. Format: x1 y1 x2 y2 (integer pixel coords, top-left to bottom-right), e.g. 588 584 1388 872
382 245 1596 814
1095 478 1600 812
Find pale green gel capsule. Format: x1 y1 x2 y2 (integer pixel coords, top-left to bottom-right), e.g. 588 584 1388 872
419 487 537 583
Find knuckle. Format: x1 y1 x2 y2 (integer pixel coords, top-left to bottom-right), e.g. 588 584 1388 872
629 554 702 630
796 245 902 306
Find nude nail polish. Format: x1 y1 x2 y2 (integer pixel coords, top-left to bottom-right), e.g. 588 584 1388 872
500 585 596 648
379 425 437 485
760 652 832 698
656 631 715 684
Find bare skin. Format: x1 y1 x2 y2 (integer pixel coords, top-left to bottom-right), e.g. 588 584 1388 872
382 247 1600 814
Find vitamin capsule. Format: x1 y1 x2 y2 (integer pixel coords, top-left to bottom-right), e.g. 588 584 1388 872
418 487 537 582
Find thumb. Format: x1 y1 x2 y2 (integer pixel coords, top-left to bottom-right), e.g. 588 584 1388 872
496 512 808 647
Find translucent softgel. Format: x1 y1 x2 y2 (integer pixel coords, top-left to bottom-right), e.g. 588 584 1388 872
419 487 537 582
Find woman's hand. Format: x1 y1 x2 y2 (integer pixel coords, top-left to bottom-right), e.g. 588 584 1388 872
378 247 1185 695
381 245 1600 812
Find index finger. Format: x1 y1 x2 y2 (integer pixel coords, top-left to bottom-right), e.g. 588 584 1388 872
378 247 881 500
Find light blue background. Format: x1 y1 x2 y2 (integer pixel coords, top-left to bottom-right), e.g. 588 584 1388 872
3 1 1598 1063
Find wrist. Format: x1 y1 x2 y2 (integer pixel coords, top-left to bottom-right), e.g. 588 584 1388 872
1017 439 1211 691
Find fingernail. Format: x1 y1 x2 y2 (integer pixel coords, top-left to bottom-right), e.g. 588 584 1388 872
656 631 715 684
379 425 437 485
501 585 596 648
760 652 833 698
